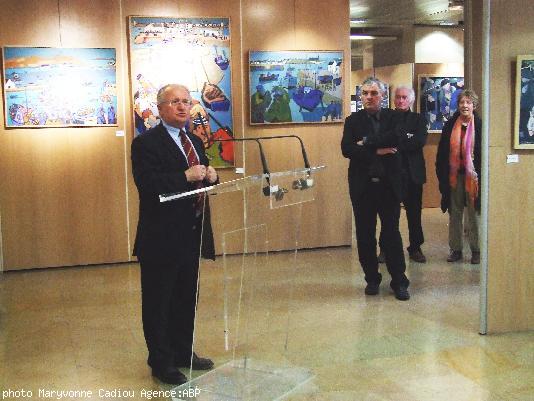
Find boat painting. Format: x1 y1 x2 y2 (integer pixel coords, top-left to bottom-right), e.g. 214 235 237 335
249 50 343 124
214 47 229 70
2 47 117 128
129 16 234 168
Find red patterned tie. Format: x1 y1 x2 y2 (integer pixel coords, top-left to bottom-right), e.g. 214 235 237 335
179 130 205 214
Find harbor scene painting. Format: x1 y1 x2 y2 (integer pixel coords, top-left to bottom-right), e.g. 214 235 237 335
2 47 117 128
129 16 234 167
249 50 343 124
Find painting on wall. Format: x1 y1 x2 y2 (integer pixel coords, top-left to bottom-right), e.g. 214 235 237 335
249 50 343 124
354 83 389 112
2 47 117 128
128 16 234 167
418 75 464 133
514 55 534 149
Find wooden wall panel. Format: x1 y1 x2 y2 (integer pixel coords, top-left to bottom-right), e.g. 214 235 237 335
0 0 353 270
0 0 130 270
487 148 532 332
350 68 373 90
121 0 245 257
475 0 534 332
241 0 352 252
374 63 413 108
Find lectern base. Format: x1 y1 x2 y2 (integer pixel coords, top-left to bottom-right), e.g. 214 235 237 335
171 358 314 401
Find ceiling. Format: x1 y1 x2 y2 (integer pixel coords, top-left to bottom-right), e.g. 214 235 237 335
349 0 464 67
349 0 464 28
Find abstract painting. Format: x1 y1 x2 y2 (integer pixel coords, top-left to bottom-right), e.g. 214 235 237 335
3 47 117 127
249 50 343 124
128 16 234 167
514 55 534 149
418 75 464 133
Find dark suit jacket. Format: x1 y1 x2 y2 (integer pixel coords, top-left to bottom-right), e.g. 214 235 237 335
396 110 427 185
131 123 215 263
341 108 404 202
436 111 482 212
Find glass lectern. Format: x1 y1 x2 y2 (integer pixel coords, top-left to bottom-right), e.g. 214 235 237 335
159 165 325 401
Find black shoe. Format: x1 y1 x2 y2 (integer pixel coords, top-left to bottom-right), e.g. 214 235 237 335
471 251 480 264
177 353 214 370
409 249 427 263
152 367 188 385
364 282 380 295
377 251 386 264
392 286 410 301
447 250 463 262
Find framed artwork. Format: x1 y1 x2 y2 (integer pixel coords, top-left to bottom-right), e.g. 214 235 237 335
249 50 343 124
354 83 389 111
2 47 117 128
514 55 534 149
418 75 464 133
128 16 234 167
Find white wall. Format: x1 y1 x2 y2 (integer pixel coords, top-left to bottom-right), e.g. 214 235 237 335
415 27 464 63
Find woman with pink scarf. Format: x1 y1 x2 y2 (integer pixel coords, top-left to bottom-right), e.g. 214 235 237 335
436 90 482 264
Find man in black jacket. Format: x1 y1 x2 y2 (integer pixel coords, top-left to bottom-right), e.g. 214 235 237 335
378 86 428 263
131 84 218 384
341 77 410 301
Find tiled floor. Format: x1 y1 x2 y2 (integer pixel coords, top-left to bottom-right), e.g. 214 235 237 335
0 209 532 401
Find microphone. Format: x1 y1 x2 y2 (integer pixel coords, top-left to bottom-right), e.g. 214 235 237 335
292 177 314 190
210 134 314 200
210 136 278 198
255 135 314 191
262 184 288 201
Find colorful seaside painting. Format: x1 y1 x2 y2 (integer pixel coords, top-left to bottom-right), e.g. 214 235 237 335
2 47 117 128
249 50 344 124
129 16 234 167
418 75 464 133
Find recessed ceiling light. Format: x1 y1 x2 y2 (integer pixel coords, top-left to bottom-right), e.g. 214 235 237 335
350 35 376 40
439 21 457 26
350 18 368 24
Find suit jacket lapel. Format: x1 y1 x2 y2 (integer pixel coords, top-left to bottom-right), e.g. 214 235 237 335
154 123 189 168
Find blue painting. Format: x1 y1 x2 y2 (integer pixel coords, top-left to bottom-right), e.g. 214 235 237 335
129 16 234 167
3 47 117 127
249 50 343 124
515 56 534 149
418 75 464 133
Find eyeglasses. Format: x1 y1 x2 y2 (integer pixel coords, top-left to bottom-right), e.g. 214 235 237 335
165 98 192 107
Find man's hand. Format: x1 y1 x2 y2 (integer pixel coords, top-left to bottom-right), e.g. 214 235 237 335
376 147 397 156
206 165 218 184
185 165 206 182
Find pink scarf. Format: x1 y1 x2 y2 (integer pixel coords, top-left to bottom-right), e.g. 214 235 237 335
449 117 478 206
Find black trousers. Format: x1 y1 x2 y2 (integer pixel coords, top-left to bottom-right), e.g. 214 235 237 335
379 179 424 253
351 180 409 289
138 224 202 370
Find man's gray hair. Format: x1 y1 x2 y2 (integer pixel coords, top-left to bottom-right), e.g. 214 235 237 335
156 84 191 104
395 85 415 105
361 77 386 95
